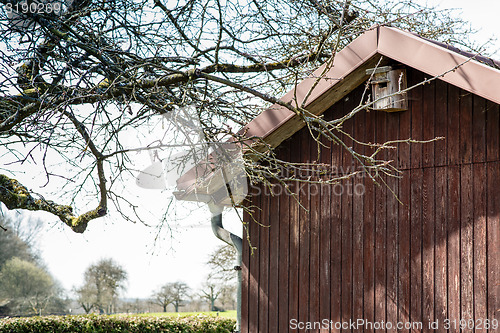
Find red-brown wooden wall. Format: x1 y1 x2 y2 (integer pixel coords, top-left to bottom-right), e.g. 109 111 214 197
241 67 500 332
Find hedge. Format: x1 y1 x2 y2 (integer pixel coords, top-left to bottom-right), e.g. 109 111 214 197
0 314 236 332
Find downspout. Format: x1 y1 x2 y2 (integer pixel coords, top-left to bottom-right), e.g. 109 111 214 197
208 203 242 333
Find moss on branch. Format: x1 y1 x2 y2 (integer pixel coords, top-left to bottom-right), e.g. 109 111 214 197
0 174 106 233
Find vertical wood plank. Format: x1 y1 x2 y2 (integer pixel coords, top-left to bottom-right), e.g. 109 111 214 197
422 167 435 332
352 177 364 331
352 89 365 330
459 91 473 164
330 100 344 331
447 166 461 329
288 179 300 330
472 96 486 163
278 184 290 333
269 183 279 332
486 101 499 162
276 146 290 333
460 164 474 333
259 186 270 333
298 131 310 328
319 120 332 331
309 144 321 327
410 69 424 169
398 170 411 333
248 188 261 333
410 168 423 328
487 162 500 326
341 180 353 332
287 129 302 330
375 111 387 332
331 183 342 331
385 105 400 333
362 105 376 333
398 99 412 170
386 169 399 333
341 106 354 331
447 86 460 165
385 97 399 333
434 166 448 333
473 163 487 332
386 111 400 167
363 171 376 333
241 197 252 333
434 80 448 167
422 79 435 167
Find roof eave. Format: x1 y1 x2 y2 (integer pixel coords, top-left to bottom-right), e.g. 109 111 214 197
378 27 500 105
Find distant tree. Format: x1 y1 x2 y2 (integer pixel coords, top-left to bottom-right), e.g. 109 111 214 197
151 284 175 312
200 278 223 311
0 214 35 267
170 282 190 313
207 245 237 284
74 283 96 314
218 284 237 310
0 257 59 315
0 213 66 316
75 258 127 314
201 245 238 311
152 282 190 313
8 213 44 250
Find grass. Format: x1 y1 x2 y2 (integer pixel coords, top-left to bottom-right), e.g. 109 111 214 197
116 310 237 319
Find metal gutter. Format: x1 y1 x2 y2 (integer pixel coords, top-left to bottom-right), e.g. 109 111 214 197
209 204 242 333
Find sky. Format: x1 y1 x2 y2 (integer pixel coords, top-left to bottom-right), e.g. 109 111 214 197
5 0 500 304
421 0 499 57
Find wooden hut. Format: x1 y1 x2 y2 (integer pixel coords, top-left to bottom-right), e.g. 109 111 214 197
177 26 500 332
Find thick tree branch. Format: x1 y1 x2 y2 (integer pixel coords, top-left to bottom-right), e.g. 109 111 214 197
0 52 324 132
0 174 105 233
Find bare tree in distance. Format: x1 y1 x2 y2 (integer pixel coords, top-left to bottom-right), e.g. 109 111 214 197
151 284 175 313
73 283 95 314
75 258 127 314
170 281 190 313
0 0 484 234
200 245 237 310
206 245 238 284
152 281 190 313
151 281 190 313
200 278 223 311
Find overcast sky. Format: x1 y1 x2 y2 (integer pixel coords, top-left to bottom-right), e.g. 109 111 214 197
27 0 500 302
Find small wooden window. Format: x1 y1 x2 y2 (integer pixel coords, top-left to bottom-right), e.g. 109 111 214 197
366 66 408 112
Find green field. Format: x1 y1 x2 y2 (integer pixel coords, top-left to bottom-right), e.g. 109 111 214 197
117 310 237 319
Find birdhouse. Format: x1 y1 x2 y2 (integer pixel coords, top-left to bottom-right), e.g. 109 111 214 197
366 66 408 112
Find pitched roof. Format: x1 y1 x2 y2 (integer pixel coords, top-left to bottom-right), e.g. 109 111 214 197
175 26 500 203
